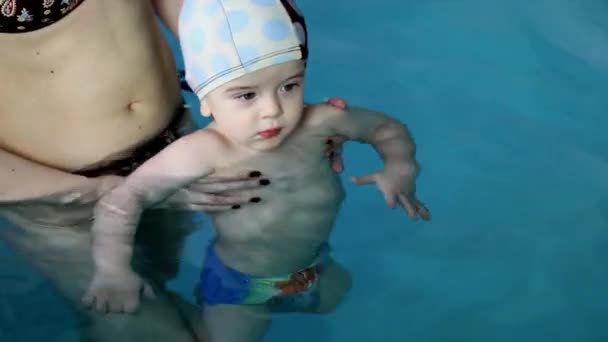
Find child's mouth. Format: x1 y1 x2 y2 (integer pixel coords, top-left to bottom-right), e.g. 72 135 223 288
258 128 282 138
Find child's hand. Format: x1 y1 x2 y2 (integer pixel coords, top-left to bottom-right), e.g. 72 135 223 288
82 268 155 314
350 163 430 221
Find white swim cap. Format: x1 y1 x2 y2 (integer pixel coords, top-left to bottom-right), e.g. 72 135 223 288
179 0 308 99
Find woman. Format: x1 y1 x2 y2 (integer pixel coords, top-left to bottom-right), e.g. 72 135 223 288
0 0 344 340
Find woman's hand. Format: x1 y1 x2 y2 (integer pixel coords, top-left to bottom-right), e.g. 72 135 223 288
323 97 349 173
157 171 269 212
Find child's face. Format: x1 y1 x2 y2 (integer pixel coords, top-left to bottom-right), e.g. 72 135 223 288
201 60 306 151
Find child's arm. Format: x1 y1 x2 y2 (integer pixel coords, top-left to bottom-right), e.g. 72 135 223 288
92 132 216 272
309 104 430 220
82 131 218 313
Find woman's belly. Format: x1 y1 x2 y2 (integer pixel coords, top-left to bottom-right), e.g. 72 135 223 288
0 0 181 171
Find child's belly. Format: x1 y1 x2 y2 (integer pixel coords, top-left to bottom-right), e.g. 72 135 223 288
212 170 345 277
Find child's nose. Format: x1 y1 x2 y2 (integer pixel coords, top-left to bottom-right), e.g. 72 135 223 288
261 98 282 118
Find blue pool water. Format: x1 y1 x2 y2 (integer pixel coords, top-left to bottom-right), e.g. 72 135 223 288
2 0 608 341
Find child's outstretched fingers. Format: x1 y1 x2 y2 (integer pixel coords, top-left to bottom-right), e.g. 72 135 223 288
349 173 376 185
351 173 400 209
383 191 398 209
397 194 431 221
397 193 418 220
414 200 431 221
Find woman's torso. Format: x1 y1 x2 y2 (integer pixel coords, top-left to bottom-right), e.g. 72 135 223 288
0 0 181 171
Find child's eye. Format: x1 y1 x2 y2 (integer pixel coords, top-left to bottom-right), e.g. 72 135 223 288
280 82 300 93
237 92 257 101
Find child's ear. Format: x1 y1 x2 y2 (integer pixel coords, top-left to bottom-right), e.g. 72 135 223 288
200 97 212 117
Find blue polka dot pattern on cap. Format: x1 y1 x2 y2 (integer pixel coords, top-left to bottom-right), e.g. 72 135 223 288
226 10 250 32
188 63 207 85
250 0 276 6
180 0 200 23
179 0 309 98
187 28 206 52
217 19 232 42
218 10 250 42
236 45 260 64
262 18 290 41
210 54 232 74
204 0 221 15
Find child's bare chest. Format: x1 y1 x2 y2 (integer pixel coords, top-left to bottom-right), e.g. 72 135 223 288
214 132 345 212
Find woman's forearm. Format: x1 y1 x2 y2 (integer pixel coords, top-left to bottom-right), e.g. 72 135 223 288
0 147 112 206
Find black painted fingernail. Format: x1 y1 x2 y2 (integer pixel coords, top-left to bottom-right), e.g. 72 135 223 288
329 151 336 158
259 179 270 186
232 204 241 209
249 197 261 203
326 139 333 145
249 171 262 178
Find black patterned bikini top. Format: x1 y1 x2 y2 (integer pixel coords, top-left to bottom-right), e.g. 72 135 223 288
0 0 84 33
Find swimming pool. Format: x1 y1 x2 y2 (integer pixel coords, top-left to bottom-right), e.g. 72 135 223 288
2 0 607 341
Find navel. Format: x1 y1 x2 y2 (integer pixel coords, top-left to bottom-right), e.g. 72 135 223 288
127 100 142 113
